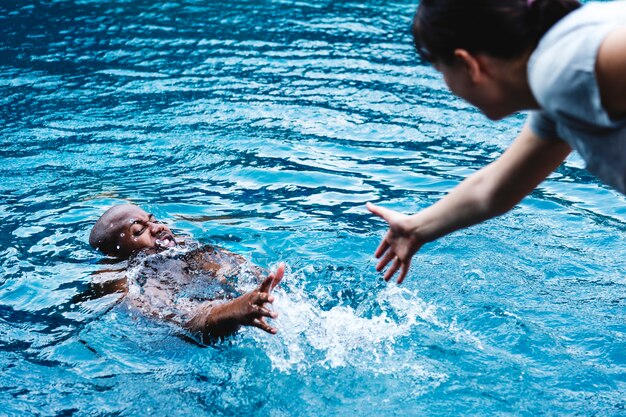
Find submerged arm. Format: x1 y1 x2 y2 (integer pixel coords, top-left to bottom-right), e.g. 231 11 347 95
368 124 571 283
72 268 128 304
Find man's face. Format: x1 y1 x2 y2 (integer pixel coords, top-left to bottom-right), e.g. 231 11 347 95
110 205 177 257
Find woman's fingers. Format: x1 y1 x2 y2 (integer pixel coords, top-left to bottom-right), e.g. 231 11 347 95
368 202 417 284
397 259 411 284
376 249 396 272
367 202 394 221
383 257 402 281
374 236 390 259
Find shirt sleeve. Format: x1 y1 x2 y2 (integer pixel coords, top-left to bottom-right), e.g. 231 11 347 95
527 5 620 130
527 111 560 141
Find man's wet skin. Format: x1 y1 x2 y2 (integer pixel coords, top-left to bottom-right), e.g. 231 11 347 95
90 204 178 258
122 206 177 251
89 204 285 340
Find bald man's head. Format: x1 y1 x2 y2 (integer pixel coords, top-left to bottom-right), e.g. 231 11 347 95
89 204 176 258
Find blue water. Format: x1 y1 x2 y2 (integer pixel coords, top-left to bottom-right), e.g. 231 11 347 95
1 0 625 415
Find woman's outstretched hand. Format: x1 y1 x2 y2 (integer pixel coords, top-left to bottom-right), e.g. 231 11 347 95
367 202 424 284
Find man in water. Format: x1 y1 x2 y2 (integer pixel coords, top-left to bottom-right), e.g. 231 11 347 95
88 204 284 341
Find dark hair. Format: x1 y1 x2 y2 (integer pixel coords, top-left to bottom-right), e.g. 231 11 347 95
413 0 581 64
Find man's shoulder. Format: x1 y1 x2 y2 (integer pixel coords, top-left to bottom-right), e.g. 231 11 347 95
183 244 248 274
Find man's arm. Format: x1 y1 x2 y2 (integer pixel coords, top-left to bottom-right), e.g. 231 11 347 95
368 124 571 283
184 263 285 340
72 267 128 304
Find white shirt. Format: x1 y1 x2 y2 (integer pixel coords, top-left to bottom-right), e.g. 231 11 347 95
527 1 626 194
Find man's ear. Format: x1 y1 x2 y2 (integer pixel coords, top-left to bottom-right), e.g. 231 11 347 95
453 49 485 83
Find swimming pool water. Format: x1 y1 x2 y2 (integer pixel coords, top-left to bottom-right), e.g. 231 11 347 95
1 0 625 415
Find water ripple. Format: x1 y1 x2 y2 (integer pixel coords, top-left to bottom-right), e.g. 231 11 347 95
0 0 624 415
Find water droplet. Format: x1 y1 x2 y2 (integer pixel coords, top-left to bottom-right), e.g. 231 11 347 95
116 245 120 250
120 233 125 237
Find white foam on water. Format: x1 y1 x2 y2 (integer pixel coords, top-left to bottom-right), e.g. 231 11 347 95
254 270 462 390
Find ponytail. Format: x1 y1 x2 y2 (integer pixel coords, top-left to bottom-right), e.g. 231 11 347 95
413 0 581 64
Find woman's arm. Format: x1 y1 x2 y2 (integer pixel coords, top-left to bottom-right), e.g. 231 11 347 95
596 27 626 119
368 124 571 283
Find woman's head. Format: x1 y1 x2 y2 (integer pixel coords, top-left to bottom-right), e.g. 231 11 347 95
413 0 581 65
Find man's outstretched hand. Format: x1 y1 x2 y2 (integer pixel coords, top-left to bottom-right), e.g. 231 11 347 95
228 262 285 334
189 263 285 338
